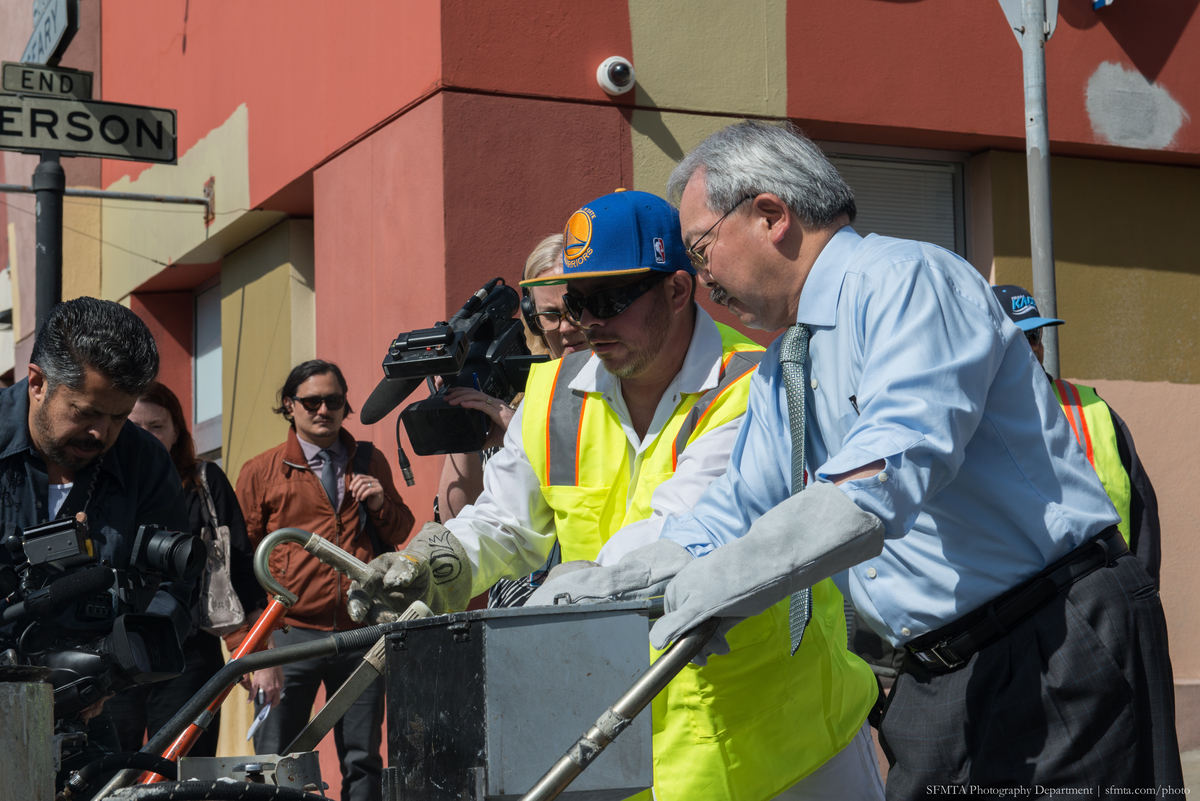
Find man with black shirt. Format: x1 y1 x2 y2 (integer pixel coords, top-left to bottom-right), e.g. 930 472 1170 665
0 297 192 782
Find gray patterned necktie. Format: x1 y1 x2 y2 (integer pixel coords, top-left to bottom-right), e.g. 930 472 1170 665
318 448 339 510
780 324 813 656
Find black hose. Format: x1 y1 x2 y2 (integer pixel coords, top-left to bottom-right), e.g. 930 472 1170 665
104 781 327 801
95 623 391 798
58 753 178 801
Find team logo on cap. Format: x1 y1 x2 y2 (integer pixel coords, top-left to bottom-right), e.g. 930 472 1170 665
1010 295 1037 316
564 208 596 268
653 237 666 264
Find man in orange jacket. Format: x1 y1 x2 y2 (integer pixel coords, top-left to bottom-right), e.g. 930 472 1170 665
235 359 415 801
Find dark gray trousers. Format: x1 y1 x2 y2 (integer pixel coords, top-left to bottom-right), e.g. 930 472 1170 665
879 552 1182 799
253 625 385 801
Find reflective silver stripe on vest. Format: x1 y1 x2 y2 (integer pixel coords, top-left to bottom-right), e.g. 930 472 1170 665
672 350 764 460
546 351 593 486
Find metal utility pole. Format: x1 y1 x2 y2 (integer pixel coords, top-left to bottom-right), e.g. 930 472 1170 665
32 152 64 331
1021 0 1059 378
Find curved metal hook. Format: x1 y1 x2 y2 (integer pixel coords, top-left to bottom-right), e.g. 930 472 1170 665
253 528 312 607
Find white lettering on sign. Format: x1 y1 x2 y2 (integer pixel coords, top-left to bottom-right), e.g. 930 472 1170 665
21 0 70 66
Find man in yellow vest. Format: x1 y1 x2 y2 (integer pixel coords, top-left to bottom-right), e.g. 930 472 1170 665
349 191 882 799
992 285 1161 585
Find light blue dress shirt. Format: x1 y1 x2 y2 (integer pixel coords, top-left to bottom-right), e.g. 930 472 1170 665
660 227 1119 646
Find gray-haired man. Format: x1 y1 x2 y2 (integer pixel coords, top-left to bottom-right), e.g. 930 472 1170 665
536 121 1182 795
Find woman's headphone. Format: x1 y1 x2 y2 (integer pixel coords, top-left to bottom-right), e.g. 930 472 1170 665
520 287 551 348
520 287 539 333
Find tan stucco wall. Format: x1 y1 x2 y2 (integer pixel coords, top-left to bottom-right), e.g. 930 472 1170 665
627 0 787 201
628 0 787 118
988 150 1200 384
62 196 102 301
219 219 316 488
101 104 286 303
980 151 1200 702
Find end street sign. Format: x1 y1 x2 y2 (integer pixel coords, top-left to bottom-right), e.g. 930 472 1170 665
22 0 77 66
0 95 177 164
2 62 92 99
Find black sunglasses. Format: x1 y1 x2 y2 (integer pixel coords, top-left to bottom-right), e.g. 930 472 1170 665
1026 327 1043 347
562 272 669 323
291 394 346 413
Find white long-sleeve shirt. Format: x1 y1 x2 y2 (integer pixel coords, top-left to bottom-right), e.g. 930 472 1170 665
447 306 747 597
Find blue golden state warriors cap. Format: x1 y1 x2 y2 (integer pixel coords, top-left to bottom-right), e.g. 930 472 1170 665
992 285 1065 331
521 190 695 286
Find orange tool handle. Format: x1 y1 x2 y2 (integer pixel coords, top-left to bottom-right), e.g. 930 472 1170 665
137 598 289 784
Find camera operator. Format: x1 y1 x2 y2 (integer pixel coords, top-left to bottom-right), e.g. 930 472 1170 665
436 234 587 522
0 297 192 776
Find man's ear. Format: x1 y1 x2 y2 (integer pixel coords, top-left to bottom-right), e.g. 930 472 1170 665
28 364 48 405
666 272 693 314
751 194 792 246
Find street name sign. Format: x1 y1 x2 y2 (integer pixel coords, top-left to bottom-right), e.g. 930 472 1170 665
0 95 177 164
22 0 73 66
2 62 92 99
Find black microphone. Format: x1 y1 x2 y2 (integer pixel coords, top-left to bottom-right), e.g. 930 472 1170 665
2 566 115 624
361 376 424 426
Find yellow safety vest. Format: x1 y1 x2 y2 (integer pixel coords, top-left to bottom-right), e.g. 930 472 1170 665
1053 379 1132 546
522 323 877 801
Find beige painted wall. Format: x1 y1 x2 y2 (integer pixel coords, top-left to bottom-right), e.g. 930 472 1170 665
629 0 787 117
979 151 1200 700
219 219 316 488
101 104 285 303
627 0 787 201
630 109 744 198
62 196 102 301
988 150 1200 384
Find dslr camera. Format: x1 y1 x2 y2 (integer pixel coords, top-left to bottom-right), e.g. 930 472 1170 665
361 278 550 455
0 517 205 724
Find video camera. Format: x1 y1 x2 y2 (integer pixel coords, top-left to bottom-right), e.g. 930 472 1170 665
0 517 205 722
361 278 550 455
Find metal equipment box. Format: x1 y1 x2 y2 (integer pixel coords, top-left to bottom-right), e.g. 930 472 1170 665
383 601 653 801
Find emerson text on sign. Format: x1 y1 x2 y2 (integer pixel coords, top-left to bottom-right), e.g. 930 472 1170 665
0 95 176 164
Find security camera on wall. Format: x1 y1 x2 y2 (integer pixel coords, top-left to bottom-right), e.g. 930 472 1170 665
597 56 635 95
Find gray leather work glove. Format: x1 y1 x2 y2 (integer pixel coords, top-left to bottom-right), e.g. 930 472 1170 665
650 482 885 664
347 522 473 622
526 539 694 607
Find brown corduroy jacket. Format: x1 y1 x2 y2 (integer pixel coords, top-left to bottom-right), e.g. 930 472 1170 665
230 427 416 648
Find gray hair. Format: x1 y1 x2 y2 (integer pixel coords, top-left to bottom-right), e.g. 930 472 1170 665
667 120 856 228
30 296 159 396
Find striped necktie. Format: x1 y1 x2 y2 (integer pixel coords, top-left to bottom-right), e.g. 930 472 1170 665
780 323 813 656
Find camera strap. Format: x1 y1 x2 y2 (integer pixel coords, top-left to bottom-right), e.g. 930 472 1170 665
352 442 387 558
55 453 104 525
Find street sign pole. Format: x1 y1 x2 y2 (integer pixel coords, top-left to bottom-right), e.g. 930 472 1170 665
1021 0 1059 378
32 151 63 329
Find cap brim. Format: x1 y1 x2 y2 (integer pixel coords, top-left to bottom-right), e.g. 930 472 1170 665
520 266 652 287
1014 317 1065 331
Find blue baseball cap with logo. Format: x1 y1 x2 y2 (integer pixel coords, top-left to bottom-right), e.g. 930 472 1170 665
992 285 1065 331
521 189 695 286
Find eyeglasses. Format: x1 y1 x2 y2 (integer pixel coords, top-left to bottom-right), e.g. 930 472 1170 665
1026 328 1043 347
562 272 669 323
530 311 570 333
291 394 346 413
685 195 754 272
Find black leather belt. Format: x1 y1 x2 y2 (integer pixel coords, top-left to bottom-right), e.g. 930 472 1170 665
906 526 1128 673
